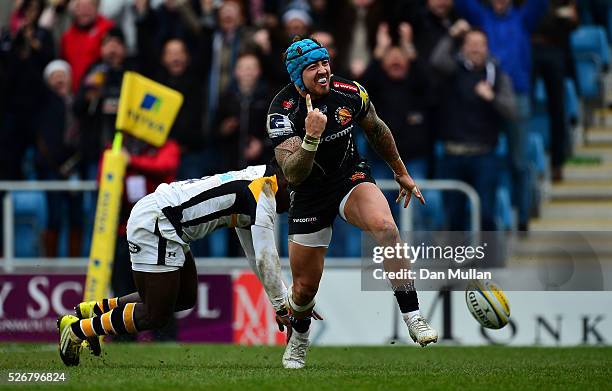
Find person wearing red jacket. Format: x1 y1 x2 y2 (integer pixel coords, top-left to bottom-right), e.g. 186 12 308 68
60 0 114 92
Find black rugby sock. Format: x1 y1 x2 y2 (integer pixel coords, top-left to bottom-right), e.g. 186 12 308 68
394 290 419 313
290 316 311 333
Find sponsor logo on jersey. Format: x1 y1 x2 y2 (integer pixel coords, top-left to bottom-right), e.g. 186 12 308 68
281 99 295 110
322 125 352 142
351 172 366 182
292 217 318 223
269 114 287 129
333 81 358 93
128 241 141 254
335 106 353 126
267 114 293 138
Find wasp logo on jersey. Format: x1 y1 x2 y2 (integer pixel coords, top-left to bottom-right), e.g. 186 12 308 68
267 114 293 138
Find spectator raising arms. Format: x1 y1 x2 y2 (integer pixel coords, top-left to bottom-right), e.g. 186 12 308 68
432 29 517 230
453 0 548 230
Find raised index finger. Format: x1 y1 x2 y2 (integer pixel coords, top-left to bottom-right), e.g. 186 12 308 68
306 94 313 113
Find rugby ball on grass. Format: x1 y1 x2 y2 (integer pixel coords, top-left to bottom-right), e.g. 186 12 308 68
465 279 510 329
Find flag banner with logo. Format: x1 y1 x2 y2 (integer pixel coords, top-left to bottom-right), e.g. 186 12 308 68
115 71 183 147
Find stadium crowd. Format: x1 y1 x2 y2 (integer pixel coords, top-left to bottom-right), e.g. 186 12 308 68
0 0 608 260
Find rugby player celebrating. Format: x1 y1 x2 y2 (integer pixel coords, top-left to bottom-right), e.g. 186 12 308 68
57 162 294 366
268 38 438 369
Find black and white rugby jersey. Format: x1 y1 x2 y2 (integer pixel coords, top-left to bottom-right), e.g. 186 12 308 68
152 165 279 244
266 75 371 194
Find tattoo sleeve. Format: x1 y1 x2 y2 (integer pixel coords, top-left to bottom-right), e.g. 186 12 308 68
358 102 406 175
274 136 316 185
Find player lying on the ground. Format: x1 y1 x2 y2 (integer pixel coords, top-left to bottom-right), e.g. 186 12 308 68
58 161 295 366
267 38 438 368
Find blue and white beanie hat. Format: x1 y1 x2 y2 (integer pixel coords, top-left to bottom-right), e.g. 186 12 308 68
284 38 330 91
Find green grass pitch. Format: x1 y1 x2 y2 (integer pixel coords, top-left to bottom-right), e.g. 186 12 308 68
0 343 610 390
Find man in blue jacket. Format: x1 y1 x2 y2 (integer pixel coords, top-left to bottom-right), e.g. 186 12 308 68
454 0 548 231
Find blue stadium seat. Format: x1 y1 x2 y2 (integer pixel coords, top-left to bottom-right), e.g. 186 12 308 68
608 6 612 42
533 78 547 105
529 78 551 150
571 26 610 66
208 229 228 257
278 212 289 257
528 130 547 176
576 60 603 99
13 191 47 257
495 176 513 230
565 78 580 125
531 77 580 126
494 134 513 230
571 26 610 98
327 220 362 257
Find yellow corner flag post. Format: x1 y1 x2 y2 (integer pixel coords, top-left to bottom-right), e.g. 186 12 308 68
83 72 183 302
83 132 128 301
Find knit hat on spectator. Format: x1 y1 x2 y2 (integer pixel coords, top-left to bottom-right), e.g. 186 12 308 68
284 38 329 92
282 9 312 26
43 59 72 81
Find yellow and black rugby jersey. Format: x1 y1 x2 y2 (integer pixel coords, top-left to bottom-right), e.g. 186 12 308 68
266 75 370 193
153 165 278 243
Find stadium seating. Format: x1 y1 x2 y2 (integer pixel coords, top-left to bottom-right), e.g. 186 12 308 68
13 191 47 257
570 26 610 99
565 78 580 126
609 6 612 42
207 229 228 257
494 134 513 230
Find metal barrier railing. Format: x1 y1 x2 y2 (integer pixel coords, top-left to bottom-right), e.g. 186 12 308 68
1 181 97 272
0 179 480 273
377 179 481 233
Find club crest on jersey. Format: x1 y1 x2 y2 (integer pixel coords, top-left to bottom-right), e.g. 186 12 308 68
282 99 295 110
333 81 358 93
335 106 352 126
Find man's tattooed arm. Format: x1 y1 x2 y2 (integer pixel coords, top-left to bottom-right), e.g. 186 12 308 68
358 102 407 176
274 136 316 185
